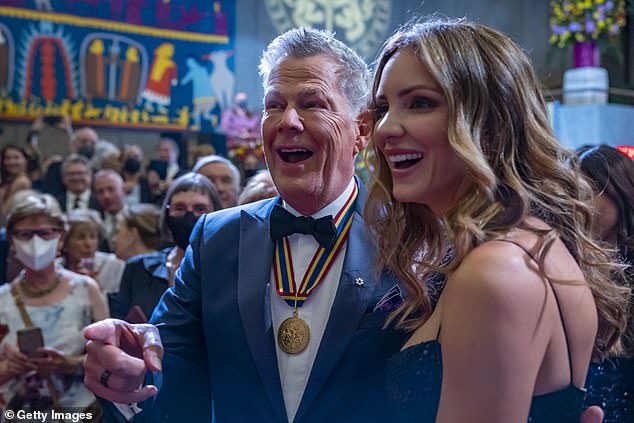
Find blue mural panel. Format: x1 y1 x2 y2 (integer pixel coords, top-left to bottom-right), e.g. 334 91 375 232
0 0 235 130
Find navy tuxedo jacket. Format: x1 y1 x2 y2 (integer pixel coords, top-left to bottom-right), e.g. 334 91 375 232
115 185 406 423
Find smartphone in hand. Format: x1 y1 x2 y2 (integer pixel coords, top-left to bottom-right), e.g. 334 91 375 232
17 327 45 358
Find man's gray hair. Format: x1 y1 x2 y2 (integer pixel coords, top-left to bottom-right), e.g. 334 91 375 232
259 27 371 115
94 168 124 186
192 154 241 194
61 153 90 174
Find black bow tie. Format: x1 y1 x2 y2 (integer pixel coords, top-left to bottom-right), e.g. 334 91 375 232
269 204 337 250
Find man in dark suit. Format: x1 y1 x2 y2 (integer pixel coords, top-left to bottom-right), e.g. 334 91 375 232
56 154 100 212
82 29 604 423
83 28 404 423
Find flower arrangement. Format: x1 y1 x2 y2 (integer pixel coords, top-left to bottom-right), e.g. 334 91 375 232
227 140 264 164
549 0 627 49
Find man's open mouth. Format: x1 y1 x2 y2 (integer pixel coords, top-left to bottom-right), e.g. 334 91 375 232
279 148 313 164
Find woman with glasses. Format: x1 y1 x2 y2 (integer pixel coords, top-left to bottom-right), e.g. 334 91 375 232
0 192 108 415
109 173 220 322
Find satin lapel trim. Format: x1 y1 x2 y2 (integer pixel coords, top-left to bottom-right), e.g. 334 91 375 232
293 198 378 423
238 205 287 423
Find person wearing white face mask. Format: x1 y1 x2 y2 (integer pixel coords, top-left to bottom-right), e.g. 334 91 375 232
0 192 108 416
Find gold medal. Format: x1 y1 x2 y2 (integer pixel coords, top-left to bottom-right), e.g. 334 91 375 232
278 310 310 354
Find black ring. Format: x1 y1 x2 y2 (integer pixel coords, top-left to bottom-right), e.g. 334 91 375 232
100 369 112 388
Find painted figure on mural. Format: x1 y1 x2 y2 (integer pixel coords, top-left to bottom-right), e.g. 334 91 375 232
118 46 142 107
20 22 76 103
181 56 216 130
205 50 234 111
86 39 106 100
142 42 178 114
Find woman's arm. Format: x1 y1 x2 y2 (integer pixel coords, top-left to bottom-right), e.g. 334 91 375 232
85 276 109 322
435 242 552 423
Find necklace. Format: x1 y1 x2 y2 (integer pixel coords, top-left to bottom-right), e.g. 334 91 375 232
18 271 62 298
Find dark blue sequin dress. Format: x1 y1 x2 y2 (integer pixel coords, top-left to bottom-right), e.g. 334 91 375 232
386 239 586 422
584 357 634 423
386 340 585 422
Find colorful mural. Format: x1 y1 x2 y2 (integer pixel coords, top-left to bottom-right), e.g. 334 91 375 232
0 1 235 130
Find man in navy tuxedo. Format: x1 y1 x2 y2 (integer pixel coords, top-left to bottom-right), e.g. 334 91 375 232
83 28 406 423
82 28 605 423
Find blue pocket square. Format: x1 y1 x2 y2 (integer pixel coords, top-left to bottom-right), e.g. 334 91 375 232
372 285 403 313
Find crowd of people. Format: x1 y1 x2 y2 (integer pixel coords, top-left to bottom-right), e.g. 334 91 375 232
0 16 632 423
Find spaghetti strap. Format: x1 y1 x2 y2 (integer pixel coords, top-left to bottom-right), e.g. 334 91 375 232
494 239 575 385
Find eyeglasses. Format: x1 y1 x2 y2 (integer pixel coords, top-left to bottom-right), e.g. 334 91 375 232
166 204 212 217
11 228 62 241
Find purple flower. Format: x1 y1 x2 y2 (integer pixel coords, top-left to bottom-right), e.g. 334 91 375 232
553 24 567 35
569 22 581 32
586 20 596 33
605 1 614 10
609 23 620 35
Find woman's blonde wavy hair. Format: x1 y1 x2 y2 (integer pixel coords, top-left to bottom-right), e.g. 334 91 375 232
365 17 629 360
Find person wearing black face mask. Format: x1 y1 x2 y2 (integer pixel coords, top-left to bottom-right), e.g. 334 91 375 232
123 157 141 174
165 210 198 250
109 173 221 322
119 146 154 206
77 144 95 160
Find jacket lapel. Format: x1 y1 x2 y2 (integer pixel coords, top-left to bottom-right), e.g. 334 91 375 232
293 186 380 423
237 198 287 423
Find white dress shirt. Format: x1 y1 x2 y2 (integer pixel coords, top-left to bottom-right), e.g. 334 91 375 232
66 189 92 211
271 178 355 423
103 207 125 243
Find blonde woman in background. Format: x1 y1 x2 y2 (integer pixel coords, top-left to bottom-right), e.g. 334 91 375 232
0 193 107 415
62 209 125 299
111 203 162 262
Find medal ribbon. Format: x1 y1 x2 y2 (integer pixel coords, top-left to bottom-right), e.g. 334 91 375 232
273 182 358 307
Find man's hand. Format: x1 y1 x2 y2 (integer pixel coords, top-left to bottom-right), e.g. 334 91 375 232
84 318 163 404
580 405 604 423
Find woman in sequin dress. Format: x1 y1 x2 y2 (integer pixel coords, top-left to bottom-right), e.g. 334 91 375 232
364 18 629 423
579 145 634 423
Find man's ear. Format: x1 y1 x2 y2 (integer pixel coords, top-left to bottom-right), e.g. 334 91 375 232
353 111 373 155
